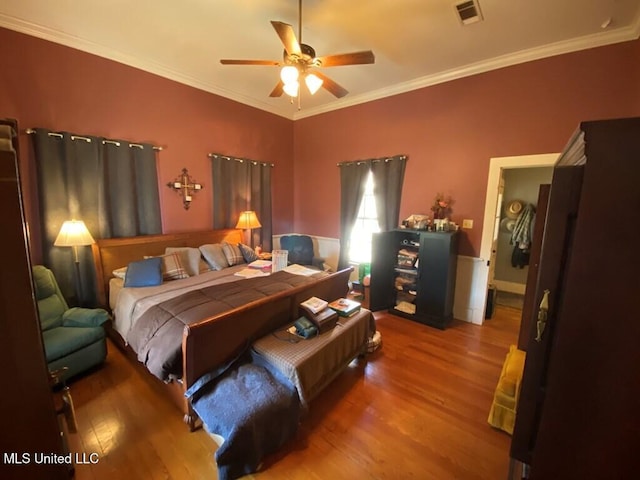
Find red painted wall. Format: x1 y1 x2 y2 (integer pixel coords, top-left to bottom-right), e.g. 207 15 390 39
2 26 639 261
293 39 640 257
0 27 294 262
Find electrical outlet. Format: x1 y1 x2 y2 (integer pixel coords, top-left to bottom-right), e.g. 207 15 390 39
462 219 473 229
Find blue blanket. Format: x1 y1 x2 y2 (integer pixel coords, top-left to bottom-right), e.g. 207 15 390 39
185 357 300 480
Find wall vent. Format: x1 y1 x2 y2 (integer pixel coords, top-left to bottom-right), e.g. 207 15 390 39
455 0 484 25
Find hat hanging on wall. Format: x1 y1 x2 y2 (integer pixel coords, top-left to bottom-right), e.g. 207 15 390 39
500 218 516 233
505 199 524 219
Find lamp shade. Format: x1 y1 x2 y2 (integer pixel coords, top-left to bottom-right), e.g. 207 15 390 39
235 211 261 230
282 80 299 97
280 65 299 84
305 73 323 95
54 220 95 247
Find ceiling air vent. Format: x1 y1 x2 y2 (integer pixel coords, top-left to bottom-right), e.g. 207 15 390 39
455 0 484 26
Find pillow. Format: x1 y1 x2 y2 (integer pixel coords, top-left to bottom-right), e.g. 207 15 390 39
165 247 201 277
124 257 163 288
221 242 245 266
146 253 189 280
112 266 127 279
238 243 259 263
199 244 229 271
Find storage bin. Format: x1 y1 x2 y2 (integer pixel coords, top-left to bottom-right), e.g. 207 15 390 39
272 249 288 272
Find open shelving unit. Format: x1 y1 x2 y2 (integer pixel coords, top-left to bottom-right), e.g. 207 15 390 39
369 229 458 329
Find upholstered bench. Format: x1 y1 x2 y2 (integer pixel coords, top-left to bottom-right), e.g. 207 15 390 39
488 344 526 434
251 308 374 409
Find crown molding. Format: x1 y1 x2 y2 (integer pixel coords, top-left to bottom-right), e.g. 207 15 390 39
2 12 638 122
293 22 640 120
0 14 294 119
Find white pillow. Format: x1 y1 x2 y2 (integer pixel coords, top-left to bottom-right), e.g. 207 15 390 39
165 247 202 277
112 266 127 279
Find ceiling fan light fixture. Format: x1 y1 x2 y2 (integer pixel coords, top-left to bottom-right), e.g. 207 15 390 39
283 80 299 97
280 65 299 84
305 73 323 95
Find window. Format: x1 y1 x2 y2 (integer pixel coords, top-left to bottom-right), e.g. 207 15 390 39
349 170 380 263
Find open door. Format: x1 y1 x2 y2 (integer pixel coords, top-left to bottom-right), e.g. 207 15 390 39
517 184 550 350
510 166 584 466
487 173 504 287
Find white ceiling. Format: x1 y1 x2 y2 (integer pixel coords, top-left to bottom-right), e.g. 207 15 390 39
1 0 639 120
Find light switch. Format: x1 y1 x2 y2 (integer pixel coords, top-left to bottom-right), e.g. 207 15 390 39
462 219 473 229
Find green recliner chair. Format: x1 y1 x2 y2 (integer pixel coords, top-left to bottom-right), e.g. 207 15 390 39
33 265 109 381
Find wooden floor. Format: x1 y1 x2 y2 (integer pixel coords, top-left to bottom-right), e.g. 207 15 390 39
68 306 520 480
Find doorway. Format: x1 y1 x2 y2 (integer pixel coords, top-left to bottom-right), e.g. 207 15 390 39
491 166 554 309
478 154 558 323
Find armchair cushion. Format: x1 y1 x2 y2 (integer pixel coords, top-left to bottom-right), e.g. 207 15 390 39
279 235 325 269
62 307 110 328
42 325 106 364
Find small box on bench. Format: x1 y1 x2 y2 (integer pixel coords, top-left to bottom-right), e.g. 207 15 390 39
298 304 338 334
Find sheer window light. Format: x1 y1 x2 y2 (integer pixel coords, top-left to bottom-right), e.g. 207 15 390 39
349 171 380 263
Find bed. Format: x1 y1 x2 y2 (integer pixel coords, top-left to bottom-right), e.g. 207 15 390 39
91 229 353 429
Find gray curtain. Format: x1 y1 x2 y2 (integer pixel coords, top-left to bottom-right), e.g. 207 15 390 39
102 141 162 237
211 155 273 251
338 154 407 270
33 129 161 306
337 161 370 270
371 155 407 231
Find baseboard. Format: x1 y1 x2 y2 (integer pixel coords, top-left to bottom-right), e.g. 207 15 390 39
492 280 526 295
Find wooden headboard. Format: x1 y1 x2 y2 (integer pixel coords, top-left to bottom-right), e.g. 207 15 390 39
91 229 243 308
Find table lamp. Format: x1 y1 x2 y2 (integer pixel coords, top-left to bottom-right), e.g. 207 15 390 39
235 211 261 247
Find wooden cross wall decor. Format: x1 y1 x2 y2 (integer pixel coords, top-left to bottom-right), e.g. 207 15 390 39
166 168 203 210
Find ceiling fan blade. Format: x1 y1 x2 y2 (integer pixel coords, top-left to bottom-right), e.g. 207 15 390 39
269 81 284 97
220 59 281 66
271 21 302 57
316 50 375 67
313 71 348 98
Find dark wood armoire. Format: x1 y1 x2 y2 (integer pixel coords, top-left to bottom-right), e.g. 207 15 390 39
0 119 68 480
510 117 640 479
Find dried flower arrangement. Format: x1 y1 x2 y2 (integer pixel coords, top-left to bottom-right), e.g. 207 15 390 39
431 193 453 219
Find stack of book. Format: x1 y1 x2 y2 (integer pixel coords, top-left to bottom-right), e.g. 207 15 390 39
248 259 272 272
299 297 337 333
328 298 361 317
300 296 328 314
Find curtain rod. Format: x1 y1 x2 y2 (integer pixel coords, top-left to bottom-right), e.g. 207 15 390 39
208 152 274 167
337 154 407 167
24 128 164 151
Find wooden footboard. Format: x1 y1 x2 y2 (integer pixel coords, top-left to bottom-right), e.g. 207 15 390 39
181 267 353 430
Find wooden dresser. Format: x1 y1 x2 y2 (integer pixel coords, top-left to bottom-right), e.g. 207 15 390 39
510 117 640 479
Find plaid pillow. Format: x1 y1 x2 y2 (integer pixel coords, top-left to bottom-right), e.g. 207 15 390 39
165 247 201 277
146 253 189 280
222 242 245 266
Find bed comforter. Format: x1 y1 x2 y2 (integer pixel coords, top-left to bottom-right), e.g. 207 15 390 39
127 270 327 381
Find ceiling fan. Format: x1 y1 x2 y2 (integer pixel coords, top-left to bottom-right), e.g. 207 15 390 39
220 0 375 100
